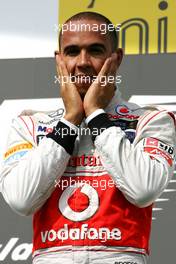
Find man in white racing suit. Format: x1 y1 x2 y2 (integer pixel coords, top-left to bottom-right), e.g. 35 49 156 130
0 11 176 264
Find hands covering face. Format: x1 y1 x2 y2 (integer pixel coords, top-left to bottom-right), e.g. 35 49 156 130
56 52 119 125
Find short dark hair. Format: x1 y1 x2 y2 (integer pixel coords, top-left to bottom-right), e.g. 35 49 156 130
59 11 118 51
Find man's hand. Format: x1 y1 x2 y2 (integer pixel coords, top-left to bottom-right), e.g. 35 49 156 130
55 53 84 125
83 53 118 117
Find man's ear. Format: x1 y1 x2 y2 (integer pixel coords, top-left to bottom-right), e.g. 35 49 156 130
54 50 59 57
116 48 123 68
54 51 61 74
54 50 61 65
54 50 60 58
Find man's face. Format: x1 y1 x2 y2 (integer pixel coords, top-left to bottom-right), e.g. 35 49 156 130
59 19 116 97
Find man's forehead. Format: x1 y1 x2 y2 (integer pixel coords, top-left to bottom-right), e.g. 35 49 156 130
60 19 110 48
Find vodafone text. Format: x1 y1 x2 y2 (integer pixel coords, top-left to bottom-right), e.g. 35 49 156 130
41 224 121 243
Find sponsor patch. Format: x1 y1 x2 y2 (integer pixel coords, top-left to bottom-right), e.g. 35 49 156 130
37 126 54 133
39 119 58 125
144 138 159 147
144 138 174 156
112 104 140 121
4 151 28 164
41 224 121 243
68 154 102 167
144 138 174 166
144 147 173 166
4 143 33 160
48 108 64 118
108 113 139 121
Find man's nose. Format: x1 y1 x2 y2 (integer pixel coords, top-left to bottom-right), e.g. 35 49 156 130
77 50 91 68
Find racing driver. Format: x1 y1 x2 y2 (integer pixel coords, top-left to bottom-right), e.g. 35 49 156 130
1 11 176 264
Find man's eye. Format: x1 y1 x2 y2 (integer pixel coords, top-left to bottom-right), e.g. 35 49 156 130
89 48 104 55
66 48 79 56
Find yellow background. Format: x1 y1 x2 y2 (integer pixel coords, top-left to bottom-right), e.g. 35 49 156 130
59 0 176 54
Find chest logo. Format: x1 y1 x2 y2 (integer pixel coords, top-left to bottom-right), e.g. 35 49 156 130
58 183 99 222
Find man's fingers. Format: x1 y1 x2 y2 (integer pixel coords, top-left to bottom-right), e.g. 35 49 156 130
98 53 117 77
55 54 70 90
98 57 112 78
56 54 70 78
92 53 117 87
55 54 63 77
60 60 70 78
108 53 118 77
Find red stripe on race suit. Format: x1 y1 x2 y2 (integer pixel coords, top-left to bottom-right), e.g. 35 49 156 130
167 112 176 127
137 110 165 134
19 116 33 138
29 116 36 144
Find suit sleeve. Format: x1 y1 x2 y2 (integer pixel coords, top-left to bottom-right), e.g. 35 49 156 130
87 110 176 208
0 116 77 216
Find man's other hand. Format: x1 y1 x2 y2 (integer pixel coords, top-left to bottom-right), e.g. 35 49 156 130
83 53 118 117
55 53 84 125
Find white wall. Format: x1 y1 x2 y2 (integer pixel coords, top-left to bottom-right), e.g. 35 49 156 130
0 0 58 58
